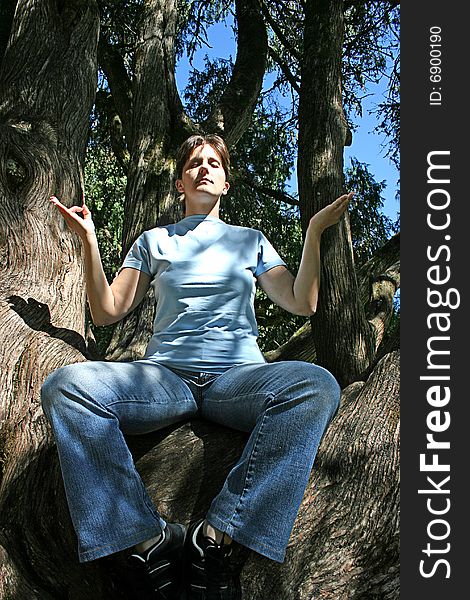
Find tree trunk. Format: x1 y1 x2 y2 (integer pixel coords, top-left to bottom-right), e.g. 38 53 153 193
0 1 100 596
298 0 376 387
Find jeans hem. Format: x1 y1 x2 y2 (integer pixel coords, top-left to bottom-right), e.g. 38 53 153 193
205 513 286 563
78 522 165 563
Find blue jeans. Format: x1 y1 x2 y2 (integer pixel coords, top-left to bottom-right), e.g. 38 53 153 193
40 359 340 563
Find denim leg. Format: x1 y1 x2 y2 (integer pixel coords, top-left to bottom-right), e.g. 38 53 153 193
40 359 197 562
200 361 341 563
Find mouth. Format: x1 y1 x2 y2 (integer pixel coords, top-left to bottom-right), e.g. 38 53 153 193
196 178 213 185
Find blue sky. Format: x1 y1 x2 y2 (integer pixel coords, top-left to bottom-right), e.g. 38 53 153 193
175 19 399 222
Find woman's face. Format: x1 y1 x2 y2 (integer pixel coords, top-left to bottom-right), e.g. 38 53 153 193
176 143 230 202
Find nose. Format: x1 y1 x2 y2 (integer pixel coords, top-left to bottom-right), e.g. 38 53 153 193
198 161 209 174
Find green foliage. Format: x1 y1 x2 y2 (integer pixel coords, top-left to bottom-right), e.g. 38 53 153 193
85 109 126 281
342 2 400 168
345 158 397 267
175 0 232 61
84 107 126 354
98 0 143 54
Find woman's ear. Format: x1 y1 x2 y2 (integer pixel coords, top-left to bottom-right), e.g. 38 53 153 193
175 179 184 193
222 181 230 195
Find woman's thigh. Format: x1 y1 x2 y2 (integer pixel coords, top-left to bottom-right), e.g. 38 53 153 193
201 361 340 432
41 359 199 434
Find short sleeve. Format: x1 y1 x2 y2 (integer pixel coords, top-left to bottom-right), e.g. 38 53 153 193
254 231 286 277
120 233 152 276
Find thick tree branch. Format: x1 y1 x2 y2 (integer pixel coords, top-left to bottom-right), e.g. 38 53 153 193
97 36 133 142
357 232 400 301
204 0 268 146
264 321 315 363
359 232 400 349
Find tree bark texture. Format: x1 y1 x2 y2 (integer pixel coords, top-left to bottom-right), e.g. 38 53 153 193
0 1 99 596
297 0 376 386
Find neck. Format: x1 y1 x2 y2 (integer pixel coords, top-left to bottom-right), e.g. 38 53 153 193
184 197 220 219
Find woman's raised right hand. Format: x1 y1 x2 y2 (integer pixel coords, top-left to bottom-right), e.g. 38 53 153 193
50 196 96 240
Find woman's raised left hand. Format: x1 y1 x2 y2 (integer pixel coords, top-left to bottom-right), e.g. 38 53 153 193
308 192 353 235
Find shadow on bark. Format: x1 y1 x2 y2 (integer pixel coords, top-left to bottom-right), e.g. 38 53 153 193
7 296 89 358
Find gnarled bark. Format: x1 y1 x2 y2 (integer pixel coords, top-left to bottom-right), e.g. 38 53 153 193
0 1 99 597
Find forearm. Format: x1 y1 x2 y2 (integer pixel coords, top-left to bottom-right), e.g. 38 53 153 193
258 193 351 317
82 233 118 325
292 225 322 315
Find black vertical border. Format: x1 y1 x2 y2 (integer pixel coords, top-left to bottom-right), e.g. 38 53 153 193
401 2 468 597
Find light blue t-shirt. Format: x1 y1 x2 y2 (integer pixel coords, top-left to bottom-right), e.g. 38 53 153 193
122 214 286 373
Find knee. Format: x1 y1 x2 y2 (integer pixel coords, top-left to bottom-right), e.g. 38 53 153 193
40 363 83 417
278 361 341 418
306 363 341 417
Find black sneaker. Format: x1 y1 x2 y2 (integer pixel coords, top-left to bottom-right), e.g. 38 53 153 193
186 520 243 600
126 522 187 599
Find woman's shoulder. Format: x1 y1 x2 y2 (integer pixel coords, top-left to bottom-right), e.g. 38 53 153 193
222 221 264 236
137 224 175 239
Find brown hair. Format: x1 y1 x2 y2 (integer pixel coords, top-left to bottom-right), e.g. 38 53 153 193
175 134 231 181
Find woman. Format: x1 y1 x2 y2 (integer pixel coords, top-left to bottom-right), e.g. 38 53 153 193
42 134 352 600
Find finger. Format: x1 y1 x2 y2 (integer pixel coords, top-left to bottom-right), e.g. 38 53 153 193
50 195 67 209
331 195 348 207
50 196 80 215
81 204 91 218
335 194 353 211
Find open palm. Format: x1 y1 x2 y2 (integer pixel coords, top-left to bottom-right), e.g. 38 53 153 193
309 192 353 234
